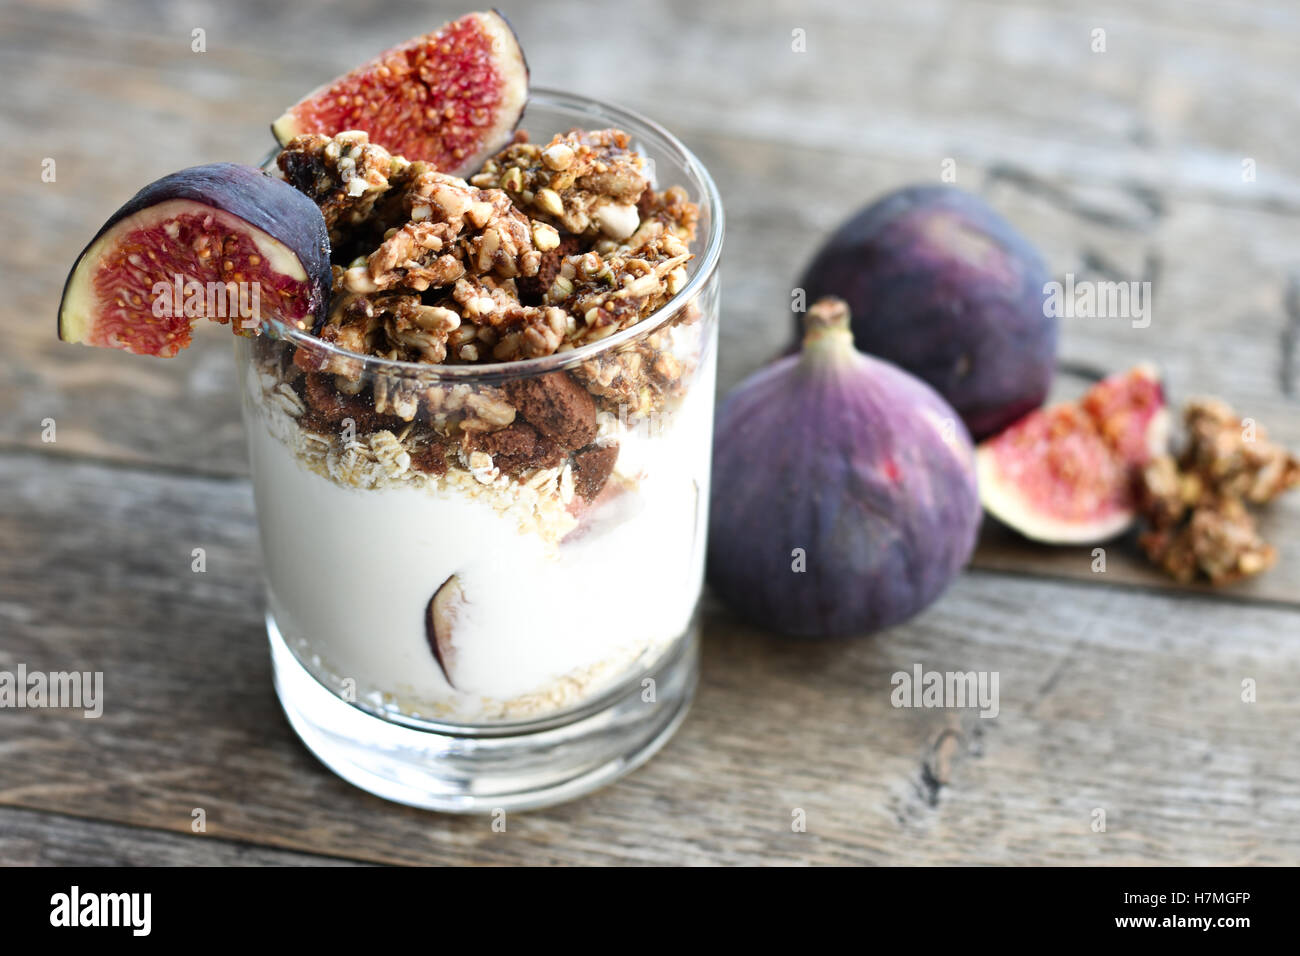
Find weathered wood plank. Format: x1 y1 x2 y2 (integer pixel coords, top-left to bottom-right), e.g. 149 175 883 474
1 452 1296 865
0 806 367 866
4 0 1298 204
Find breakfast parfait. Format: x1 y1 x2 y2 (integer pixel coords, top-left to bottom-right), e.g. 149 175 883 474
246 121 715 721
57 11 721 741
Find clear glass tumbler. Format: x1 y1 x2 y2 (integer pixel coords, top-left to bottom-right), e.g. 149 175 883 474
236 90 723 811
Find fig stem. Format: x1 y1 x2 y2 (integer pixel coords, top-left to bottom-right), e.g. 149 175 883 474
801 297 855 353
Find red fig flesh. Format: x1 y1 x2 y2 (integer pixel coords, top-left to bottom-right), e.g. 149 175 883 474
272 11 528 177
57 163 331 357
976 364 1169 543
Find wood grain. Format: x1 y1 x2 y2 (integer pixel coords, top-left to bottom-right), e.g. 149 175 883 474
0 807 366 866
1 0 1298 865
1 452 1296 865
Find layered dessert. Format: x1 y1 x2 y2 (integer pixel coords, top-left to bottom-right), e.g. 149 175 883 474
55 9 720 758
242 126 714 722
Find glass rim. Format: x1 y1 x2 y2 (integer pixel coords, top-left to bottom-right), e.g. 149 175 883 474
260 87 724 382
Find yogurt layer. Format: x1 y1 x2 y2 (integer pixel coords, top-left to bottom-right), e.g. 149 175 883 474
243 346 714 722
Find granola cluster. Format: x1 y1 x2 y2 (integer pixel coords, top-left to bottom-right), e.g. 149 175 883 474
266 127 705 494
470 129 651 240
337 166 551 293
276 131 409 245
570 313 698 418
279 128 699 368
1137 398 1300 584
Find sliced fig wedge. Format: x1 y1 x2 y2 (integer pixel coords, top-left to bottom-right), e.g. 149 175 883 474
426 573 466 688
271 11 529 177
977 364 1169 544
58 163 331 357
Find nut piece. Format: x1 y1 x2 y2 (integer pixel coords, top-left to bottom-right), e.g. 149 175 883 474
545 233 692 346
592 203 641 241
471 129 651 239
531 222 561 251
535 188 565 218
541 143 575 171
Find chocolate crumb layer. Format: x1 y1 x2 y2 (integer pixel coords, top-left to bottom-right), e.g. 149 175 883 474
504 372 598 449
463 421 565 476
299 371 403 434
571 442 619 498
409 442 450 476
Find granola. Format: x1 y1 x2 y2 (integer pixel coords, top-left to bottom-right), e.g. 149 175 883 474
247 350 581 544
263 126 706 492
338 171 547 292
1179 398 1300 504
571 306 700 419
276 131 410 245
1136 398 1299 584
541 234 691 346
256 329 653 505
470 129 650 240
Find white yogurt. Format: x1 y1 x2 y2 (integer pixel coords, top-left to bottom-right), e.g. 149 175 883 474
243 351 714 723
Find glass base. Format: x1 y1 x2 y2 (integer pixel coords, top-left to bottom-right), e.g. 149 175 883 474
268 613 699 813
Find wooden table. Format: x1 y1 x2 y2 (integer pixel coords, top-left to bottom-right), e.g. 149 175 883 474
2 0 1297 865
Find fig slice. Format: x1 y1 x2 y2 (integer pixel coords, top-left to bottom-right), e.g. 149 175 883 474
976 363 1169 544
271 11 529 177
426 573 466 688
58 163 331 357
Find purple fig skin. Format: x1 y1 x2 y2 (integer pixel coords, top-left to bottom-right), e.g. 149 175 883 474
426 574 464 688
797 185 1056 440
709 300 981 640
58 163 332 341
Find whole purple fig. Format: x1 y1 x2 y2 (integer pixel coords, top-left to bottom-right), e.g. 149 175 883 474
799 185 1055 440
709 298 981 639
